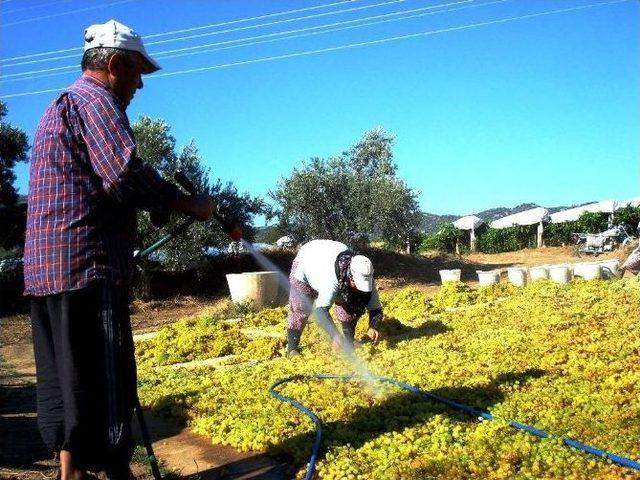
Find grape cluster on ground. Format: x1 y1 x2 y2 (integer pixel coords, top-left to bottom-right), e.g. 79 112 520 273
136 278 640 479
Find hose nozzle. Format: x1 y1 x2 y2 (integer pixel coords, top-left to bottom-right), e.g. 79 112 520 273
174 171 243 242
213 211 243 241
226 225 243 242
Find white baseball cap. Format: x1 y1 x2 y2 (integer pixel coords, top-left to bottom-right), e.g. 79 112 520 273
84 19 160 74
349 255 374 292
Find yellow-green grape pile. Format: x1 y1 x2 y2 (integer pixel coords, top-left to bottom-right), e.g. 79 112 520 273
243 306 288 328
136 306 290 367
474 281 519 304
136 279 640 479
379 288 429 326
239 336 286 361
429 281 477 311
135 314 249 366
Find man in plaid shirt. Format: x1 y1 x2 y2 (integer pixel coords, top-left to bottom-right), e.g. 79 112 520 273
24 20 214 480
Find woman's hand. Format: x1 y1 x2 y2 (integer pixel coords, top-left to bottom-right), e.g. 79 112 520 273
366 328 380 344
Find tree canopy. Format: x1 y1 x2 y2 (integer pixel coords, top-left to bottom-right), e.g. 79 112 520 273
271 128 421 248
133 116 267 270
0 101 29 252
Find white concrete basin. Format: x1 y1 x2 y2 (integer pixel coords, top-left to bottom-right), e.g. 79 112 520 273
528 265 549 281
477 270 500 286
573 262 602 280
507 267 527 287
549 264 572 284
439 269 461 283
226 271 282 309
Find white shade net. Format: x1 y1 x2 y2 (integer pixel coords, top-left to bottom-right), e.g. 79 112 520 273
550 200 618 223
453 215 484 231
489 207 549 229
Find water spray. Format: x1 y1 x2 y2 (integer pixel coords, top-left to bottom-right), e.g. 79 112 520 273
239 239 382 393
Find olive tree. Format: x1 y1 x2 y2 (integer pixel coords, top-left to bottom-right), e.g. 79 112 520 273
133 116 267 270
271 128 421 249
0 101 29 252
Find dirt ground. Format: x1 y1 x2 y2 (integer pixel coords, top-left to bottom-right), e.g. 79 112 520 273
0 245 633 479
465 245 623 266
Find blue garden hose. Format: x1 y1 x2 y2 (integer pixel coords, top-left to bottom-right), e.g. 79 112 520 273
269 373 640 480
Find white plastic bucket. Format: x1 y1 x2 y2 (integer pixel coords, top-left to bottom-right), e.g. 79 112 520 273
476 270 500 286
549 264 572 284
598 259 620 279
528 265 549 281
507 267 527 287
439 269 461 283
573 262 602 280
226 271 282 309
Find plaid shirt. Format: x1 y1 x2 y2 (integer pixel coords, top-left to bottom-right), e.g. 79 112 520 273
24 75 178 296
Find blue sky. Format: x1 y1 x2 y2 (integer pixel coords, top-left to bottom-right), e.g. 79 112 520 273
1 0 638 219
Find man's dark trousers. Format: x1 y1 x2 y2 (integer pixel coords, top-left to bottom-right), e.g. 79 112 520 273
30 282 136 473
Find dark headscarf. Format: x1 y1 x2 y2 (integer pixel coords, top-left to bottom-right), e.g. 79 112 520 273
334 249 372 316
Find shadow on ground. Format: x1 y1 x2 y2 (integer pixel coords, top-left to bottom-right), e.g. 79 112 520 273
382 319 451 348
0 377 53 472
168 455 292 480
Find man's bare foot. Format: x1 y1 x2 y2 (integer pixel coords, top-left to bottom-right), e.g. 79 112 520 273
59 450 87 480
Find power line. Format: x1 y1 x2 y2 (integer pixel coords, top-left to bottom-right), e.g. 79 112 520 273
152 0 477 58
0 0 362 63
1 0 404 68
2 0 139 28
151 0 632 78
1 0 480 83
144 0 361 39
0 86 64 99
144 0 408 47
2 0 73 15
1 0 630 99
1 65 78 81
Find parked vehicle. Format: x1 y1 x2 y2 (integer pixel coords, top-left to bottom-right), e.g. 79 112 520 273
572 225 635 257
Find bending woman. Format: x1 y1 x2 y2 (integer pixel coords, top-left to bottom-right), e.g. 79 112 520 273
286 239 383 357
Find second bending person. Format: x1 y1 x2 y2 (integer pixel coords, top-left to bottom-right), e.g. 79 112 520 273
286 239 384 356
